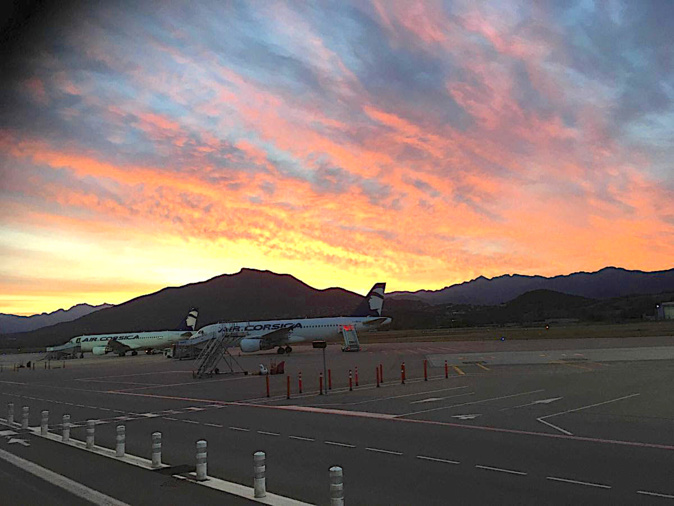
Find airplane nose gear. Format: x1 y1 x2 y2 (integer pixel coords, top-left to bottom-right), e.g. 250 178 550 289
285 346 292 354
277 347 286 354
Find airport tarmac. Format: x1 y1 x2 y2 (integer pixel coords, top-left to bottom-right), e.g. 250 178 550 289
1 336 673 504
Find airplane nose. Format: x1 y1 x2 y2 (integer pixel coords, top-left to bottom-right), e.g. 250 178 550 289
384 318 392 326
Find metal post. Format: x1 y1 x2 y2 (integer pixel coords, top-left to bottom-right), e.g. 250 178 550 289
355 366 359 387
40 410 48 436
196 440 207 480
152 432 162 468
21 406 29 429
330 466 344 506
299 372 303 394
265 374 270 398
328 369 332 390
322 346 328 396
424 359 428 381
348 370 353 391
319 372 324 395
380 363 384 383
86 420 95 449
254 451 266 498
62 414 70 442
7 403 13 425
286 375 290 399
445 360 449 379
401 362 405 384
116 425 125 457
376 367 380 388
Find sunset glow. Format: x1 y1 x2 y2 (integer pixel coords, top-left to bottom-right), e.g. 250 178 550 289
1 1 672 315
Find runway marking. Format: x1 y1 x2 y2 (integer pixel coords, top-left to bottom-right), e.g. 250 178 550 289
416 455 460 465
398 389 546 418
637 490 674 499
503 397 563 411
410 392 475 405
315 386 470 407
203 423 223 428
546 476 611 489
476 363 490 371
181 419 200 425
366 447 403 456
537 393 641 435
324 441 355 448
185 407 205 412
113 374 253 392
258 430 280 436
475 465 527 476
289 435 314 442
229 426 250 432
163 417 178 421
453 366 465 375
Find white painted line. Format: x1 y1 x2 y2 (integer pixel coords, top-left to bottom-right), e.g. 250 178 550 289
204 423 223 428
546 476 611 489
476 465 527 476
410 397 444 404
182 419 200 425
229 426 250 432
416 455 460 465
637 490 674 499
140 413 159 418
163 417 178 421
539 393 640 422
185 407 205 412
0 447 129 506
289 435 315 442
324 441 355 448
366 447 403 456
98 408 111 412
398 390 546 418
537 417 573 436
258 431 280 436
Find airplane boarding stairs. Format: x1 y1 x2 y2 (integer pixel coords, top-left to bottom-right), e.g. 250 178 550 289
192 330 247 379
341 325 361 352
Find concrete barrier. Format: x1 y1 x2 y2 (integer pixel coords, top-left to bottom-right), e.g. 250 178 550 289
86 420 95 449
196 440 207 480
254 451 266 498
40 410 48 436
62 414 70 442
21 406 29 430
330 466 344 506
116 425 125 457
152 432 162 468
7 403 13 425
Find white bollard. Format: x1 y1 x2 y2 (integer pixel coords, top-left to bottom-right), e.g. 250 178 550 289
40 410 48 436
62 414 70 442
86 420 95 449
7 403 14 425
21 406 29 429
254 451 266 498
116 425 125 457
330 466 344 506
196 440 207 481
151 432 162 468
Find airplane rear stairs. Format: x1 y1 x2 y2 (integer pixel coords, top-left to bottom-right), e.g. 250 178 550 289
193 331 247 379
341 325 361 352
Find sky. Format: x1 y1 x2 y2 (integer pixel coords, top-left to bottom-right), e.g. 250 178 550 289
1 0 673 315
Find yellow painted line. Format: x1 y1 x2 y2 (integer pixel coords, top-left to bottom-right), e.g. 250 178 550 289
476 363 490 371
453 366 465 376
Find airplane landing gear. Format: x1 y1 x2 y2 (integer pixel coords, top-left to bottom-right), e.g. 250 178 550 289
277 347 286 354
131 351 138 356
285 346 292 354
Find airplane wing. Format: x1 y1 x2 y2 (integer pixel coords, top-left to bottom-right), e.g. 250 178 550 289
106 338 132 354
361 317 389 327
257 326 294 347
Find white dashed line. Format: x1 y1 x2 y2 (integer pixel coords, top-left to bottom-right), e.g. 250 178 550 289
204 423 223 428
258 431 280 436
324 441 355 448
637 490 674 499
289 436 315 442
366 447 403 456
546 476 611 489
416 455 460 465
181 419 200 424
475 465 527 476
163 417 178 421
229 426 250 432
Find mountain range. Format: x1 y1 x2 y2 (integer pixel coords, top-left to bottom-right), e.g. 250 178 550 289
389 267 674 305
0 303 112 334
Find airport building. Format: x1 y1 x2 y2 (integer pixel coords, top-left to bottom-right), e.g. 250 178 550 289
656 302 674 320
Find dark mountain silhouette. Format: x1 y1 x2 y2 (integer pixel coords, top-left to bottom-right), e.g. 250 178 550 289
0 303 112 334
389 267 674 305
0 268 365 350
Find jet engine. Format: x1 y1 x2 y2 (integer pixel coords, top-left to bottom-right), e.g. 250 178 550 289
92 346 108 356
239 338 262 353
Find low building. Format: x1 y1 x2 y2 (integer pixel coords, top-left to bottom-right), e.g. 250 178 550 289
656 302 674 320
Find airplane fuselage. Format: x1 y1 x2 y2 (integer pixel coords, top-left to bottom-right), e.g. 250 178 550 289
68 331 192 353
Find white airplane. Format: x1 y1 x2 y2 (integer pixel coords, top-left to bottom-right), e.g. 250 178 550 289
193 283 390 354
52 308 199 357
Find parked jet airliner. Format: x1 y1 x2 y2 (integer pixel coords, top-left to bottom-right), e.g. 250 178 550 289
52 308 199 357
193 283 390 354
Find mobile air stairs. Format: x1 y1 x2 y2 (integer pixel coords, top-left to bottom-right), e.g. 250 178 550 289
192 330 247 379
341 325 361 352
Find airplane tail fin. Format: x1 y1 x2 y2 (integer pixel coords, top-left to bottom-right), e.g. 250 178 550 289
177 308 199 331
351 283 386 317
